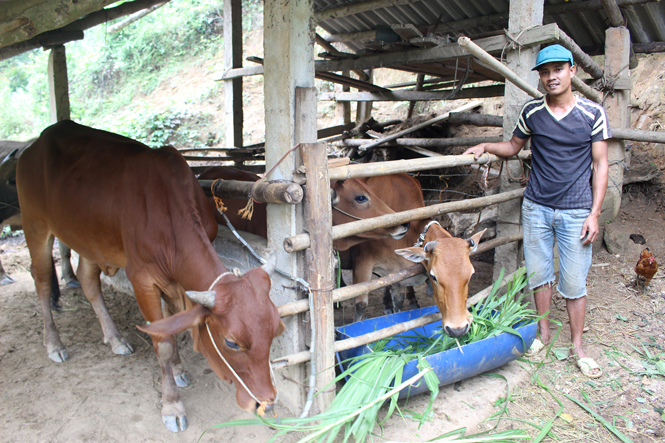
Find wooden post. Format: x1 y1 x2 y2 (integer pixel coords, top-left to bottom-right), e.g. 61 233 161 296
335 70 352 125
47 44 70 123
602 27 631 226
407 73 425 119
264 0 315 413
356 69 373 123
224 0 243 150
492 0 543 281
301 142 335 414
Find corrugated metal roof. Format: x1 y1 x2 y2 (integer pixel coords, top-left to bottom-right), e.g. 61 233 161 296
314 0 665 63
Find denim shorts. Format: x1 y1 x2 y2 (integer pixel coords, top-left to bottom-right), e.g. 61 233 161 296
522 198 592 299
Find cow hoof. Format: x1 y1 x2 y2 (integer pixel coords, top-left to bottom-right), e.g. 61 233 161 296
111 338 134 355
162 414 188 432
1 275 16 285
66 279 81 289
48 349 69 363
174 372 191 388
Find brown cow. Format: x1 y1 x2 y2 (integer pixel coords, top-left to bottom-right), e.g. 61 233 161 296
349 174 485 336
198 166 410 251
17 121 284 432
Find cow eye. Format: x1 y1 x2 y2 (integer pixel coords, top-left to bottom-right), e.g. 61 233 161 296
355 195 369 203
429 271 438 283
225 339 240 350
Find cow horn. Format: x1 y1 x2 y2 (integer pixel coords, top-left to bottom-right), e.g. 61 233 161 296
423 241 438 253
1 148 18 166
185 290 216 308
261 253 278 276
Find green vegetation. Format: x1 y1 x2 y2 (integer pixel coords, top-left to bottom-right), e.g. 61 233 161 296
0 0 262 145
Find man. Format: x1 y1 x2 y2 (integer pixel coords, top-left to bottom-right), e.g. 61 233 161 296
463 44 609 378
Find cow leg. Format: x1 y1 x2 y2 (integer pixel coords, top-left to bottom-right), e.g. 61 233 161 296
352 260 375 322
26 234 68 362
0 257 16 285
406 286 420 310
76 257 133 355
382 286 394 315
161 299 191 388
133 282 187 432
391 286 406 313
57 241 80 288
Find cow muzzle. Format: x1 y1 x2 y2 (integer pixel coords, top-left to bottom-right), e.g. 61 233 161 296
444 322 470 338
390 222 410 240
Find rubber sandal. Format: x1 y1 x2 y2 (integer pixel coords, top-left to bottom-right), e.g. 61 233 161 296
576 357 603 379
525 338 545 358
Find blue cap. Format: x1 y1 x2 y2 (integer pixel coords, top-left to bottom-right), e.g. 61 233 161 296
532 44 574 71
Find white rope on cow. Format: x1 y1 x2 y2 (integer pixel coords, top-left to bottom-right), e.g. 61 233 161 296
205 321 278 416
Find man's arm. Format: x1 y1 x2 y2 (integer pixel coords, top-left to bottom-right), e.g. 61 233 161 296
463 135 528 159
581 139 609 245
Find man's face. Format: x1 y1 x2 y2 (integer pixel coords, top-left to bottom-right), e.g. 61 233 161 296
537 61 576 97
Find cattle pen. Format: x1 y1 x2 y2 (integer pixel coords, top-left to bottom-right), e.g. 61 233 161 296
4 0 665 436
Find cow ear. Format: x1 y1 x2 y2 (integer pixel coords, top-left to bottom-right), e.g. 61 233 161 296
276 319 286 337
466 228 487 254
395 247 427 263
137 305 209 337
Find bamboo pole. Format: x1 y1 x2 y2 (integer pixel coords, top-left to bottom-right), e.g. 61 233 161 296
332 136 503 148
272 268 522 368
356 101 483 151
284 188 525 253
328 150 531 181
457 37 543 99
611 128 665 143
198 179 303 204
107 3 166 34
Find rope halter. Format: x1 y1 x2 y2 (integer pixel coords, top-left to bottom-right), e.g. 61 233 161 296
332 205 363 220
414 220 441 247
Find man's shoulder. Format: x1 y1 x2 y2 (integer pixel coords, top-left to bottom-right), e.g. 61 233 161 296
575 96 607 117
519 97 547 118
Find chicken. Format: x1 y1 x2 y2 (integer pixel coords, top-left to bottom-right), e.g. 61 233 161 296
635 247 658 291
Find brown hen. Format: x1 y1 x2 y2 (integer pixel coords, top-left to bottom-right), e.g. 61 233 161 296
635 247 658 289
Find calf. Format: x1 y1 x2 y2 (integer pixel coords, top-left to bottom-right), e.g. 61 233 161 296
17 121 284 432
350 174 485 336
198 166 410 251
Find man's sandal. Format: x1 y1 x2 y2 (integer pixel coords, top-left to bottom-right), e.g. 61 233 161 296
576 357 603 379
525 338 545 358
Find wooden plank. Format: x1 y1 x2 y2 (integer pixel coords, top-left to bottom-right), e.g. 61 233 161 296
47 45 70 123
0 0 166 61
301 141 335 413
319 85 505 101
332 136 503 148
316 71 390 92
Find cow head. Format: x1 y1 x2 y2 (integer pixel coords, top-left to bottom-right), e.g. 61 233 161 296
0 149 20 222
137 255 284 415
331 179 410 250
395 229 486 338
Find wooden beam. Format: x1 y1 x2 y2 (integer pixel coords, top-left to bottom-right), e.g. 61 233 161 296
0 30 83 62
199 179 303 204
448 112 503 127
319 85 505 101
556 30 605 79
107 2 166 33
316 71 390 93
314 0 414 22
633 41 665 53
0 0 167 61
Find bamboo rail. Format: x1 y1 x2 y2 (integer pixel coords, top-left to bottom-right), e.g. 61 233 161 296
332 136 503 148
285 188 525 253
272 268 523 368
356 100 483 151
199 179 303 204
328 151 531 181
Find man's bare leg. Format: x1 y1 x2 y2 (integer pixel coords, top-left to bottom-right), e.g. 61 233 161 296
533 282 553 344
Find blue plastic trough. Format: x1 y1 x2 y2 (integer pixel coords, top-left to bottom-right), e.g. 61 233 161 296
335 306 537 399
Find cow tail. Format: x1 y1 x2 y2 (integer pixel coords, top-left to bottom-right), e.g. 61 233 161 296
50 257 62 312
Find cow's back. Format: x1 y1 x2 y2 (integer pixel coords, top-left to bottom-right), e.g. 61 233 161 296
17 121 218 273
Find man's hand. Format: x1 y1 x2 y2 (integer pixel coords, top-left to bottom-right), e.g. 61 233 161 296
463 143 488 160
580 213 600 245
